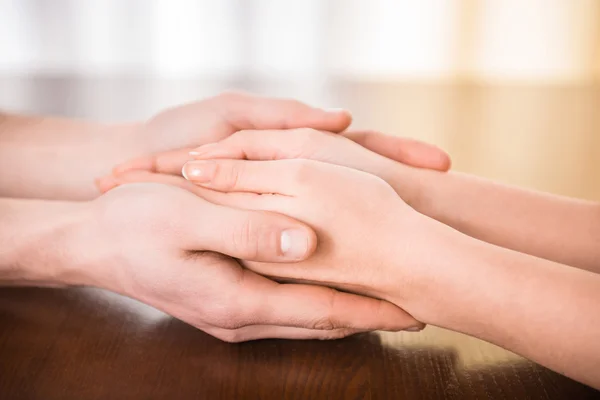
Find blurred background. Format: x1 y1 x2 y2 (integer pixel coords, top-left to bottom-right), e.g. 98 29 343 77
0 0 599 196
0 0 598 199
0 0 599 369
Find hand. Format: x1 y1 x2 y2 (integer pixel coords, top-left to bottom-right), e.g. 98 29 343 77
187 128 431 207
96 92 353 189
177 159 447 322
97 100 450 193
61 183 422 342
98 128 448 208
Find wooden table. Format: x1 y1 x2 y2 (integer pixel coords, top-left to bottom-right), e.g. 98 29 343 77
1 287 598 400
1 77 599 399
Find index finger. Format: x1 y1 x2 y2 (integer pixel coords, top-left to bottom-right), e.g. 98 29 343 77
212 92 352 133
182 159 309 196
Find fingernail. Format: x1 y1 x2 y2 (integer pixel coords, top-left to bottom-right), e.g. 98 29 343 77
405 326 423 332
182 161 216 183
189 143 220 158
280 229 310 259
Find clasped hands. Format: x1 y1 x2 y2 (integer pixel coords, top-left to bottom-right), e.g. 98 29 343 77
89 92 451 342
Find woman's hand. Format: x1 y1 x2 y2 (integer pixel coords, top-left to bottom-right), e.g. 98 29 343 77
184 128 431 207
99 128 448 210
99 109 450 198
179 158 451 320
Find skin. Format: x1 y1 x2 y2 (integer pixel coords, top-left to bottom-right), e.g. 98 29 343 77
0 184 422 342
178 128 600 274
0 92 355 200
177 158 600 389
1 92 452 341
105 128 600 387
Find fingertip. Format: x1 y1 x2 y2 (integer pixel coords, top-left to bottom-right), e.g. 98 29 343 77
397 140 452 172
373 300 423 332
95 175 119 193
324 108 352 132
423 145 452 172
438 152 452 172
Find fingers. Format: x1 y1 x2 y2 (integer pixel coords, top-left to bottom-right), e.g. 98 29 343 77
96 170 312 262
95 169 261 213
188 128 319 161
187 128 451 175
342 130 452 171
211 91 352 133
182 159 307 196
208 325 362 343
245 279 424 332
184 203 317 262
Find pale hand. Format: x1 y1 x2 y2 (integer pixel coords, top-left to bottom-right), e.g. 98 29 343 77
179 158 444 319
61 183 423 342
100 128 447 209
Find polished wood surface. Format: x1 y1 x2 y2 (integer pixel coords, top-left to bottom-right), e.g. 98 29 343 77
1 77 599 399
1 287 598 399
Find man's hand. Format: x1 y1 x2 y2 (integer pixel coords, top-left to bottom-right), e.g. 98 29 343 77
54 183 422 342
97 94 450 193
132 91 354 157
0 92 354 200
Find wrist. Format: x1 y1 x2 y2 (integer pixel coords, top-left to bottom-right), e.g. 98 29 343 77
0 198 90 286
0 115 144 200
379 159 431 211
381 211 486 326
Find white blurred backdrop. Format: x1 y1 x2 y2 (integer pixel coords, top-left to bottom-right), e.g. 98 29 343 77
1 0 599 83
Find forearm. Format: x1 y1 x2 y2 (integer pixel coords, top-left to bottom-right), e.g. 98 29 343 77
404 168 600 273
399 223 600 389
0 197 86 286
0 112 141 200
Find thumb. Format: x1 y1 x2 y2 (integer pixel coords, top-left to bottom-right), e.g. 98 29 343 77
182 204 317 262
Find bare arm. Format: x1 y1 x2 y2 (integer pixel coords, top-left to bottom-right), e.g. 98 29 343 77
403 222 600 389
0 94 359 201
172 156 600 389
0 197 86 286
163 128 600 274
0 112 139 200
405 169 600 273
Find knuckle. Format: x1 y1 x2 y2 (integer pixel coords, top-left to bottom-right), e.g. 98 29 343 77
208 307 245 330
230 217 260 260
312 317 336 331
214 329 245 343
202 289 249 331
294 128 323 150
229 129 252 144
311 288 340 331
213 162 242 191
97 185 177 231
287 159 314 186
